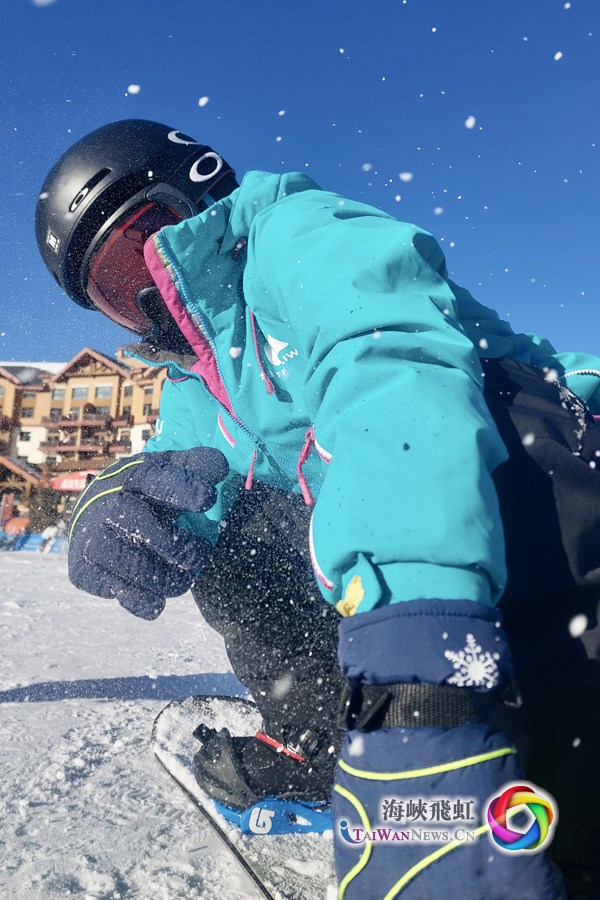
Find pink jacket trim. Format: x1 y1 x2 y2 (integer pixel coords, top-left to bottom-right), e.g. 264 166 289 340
313 433 332 463
309 514 334 591
166 374 189 383
144 237 238 422
217 412 237 448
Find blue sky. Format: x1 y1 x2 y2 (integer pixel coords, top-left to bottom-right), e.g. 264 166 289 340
2 0 599 363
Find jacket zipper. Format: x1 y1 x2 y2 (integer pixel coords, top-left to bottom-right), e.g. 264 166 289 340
125 349 297 483
135 234 313 489
563 368 600 380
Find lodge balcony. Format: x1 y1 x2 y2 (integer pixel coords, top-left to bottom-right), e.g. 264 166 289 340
39 440 71 451
43 416 79 428
42 412 112 428
40 439 109 454
106 440 132 454
111 414 134 427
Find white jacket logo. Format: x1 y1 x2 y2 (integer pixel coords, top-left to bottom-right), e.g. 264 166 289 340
265 334 299 367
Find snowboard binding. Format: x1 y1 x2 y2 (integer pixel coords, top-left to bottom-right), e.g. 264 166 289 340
192 722 334 835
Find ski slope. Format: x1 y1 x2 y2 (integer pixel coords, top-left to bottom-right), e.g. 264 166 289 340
0 552 269 900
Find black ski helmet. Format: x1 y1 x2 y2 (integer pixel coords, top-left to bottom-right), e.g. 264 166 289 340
35 119 238 330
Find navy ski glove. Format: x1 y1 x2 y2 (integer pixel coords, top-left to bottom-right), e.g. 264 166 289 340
67 448 228 619
333 601 566 899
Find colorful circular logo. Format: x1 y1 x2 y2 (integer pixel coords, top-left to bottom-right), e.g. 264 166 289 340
486 782 557 853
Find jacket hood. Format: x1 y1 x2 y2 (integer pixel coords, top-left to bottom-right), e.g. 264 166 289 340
219 171 323 255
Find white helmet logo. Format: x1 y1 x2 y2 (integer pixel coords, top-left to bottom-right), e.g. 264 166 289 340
189 151 224 183
69 186 89 212
46 228 60 254
167 130 200 146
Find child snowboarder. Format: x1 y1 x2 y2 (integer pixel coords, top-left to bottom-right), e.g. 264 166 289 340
36 119 600 898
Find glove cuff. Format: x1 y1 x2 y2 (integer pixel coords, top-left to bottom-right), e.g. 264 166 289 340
338 600 514 695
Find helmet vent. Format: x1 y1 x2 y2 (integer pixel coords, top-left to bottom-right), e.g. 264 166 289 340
69 168 111 212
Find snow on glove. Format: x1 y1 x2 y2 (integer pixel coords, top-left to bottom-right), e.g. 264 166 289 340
67 448 228 619
333 601 566 900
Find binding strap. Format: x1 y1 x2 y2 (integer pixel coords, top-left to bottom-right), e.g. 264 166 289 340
257 723 324 762
338 680 496 732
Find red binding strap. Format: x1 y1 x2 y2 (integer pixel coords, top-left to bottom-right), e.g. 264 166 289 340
255 731 306 762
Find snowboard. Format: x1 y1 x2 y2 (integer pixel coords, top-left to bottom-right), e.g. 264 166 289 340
151 695 336 900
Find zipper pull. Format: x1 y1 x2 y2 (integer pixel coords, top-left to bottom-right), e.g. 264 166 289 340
245 449 257 491
297 427 316 507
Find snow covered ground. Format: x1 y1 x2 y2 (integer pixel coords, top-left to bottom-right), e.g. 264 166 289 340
0 552 267 900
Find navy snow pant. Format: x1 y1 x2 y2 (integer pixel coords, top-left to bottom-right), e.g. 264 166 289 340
194 358 600 897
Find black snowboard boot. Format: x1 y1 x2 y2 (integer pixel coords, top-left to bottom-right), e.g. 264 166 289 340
193 720 338 810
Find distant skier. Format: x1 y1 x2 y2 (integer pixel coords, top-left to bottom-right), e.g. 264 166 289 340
55 517 67 553
36 119 600 898
39 523 59 554
0 516 30 551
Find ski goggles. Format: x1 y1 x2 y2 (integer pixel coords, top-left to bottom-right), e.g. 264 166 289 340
85 201 182 334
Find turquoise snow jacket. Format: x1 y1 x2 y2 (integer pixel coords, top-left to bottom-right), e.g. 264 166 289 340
127 171 600 615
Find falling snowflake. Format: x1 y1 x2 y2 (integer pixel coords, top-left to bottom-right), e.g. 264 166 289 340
444 634 499 689
569 614 588 638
